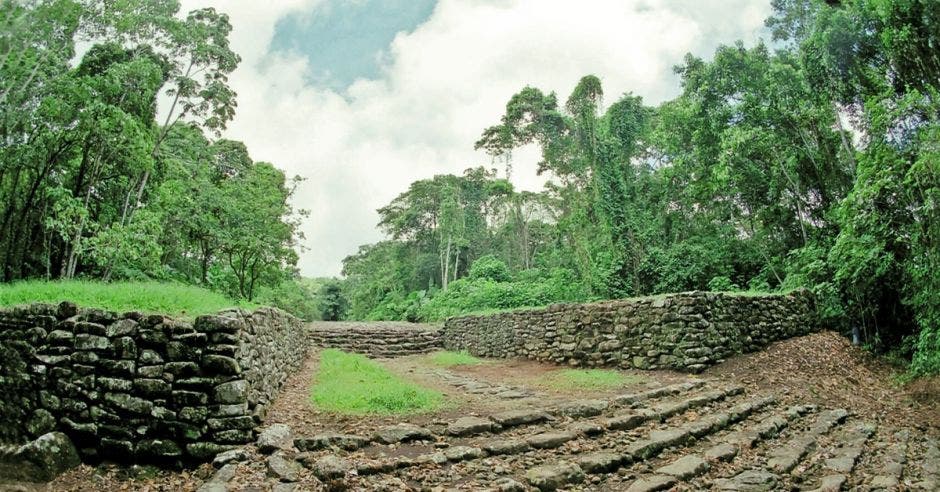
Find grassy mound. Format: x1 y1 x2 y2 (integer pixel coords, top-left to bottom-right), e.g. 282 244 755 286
539 368 642 390
425 350 484 367
0 280 248 318
312 349 443 414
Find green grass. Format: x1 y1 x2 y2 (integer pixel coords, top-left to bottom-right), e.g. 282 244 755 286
425 350 484 367
539 368 643 390
0 280 250 317
312 349 443 415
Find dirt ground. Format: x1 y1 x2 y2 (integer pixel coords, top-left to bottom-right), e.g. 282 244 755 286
15 330 940 491
704 331 940 432
258 349 691 436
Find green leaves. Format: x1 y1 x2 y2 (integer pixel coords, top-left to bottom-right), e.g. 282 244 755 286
0 1 300 308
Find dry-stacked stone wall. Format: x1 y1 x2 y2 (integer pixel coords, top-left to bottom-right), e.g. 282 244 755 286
0 303 307 464
443 290 815 373
308 322 442 358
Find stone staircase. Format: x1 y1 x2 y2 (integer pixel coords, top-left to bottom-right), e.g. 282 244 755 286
199 381 940 490
307 322 442 358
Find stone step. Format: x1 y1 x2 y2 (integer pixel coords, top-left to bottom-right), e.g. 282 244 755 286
651 404 817 490
724 403 817 450
862 429 909 490
912 438 939 490
350 388 758 485
764 408 849 474
525 396 776 491
612 380 707 406
381 383 737 448
592 398 775 491
808 421 876 490
707 408 849 491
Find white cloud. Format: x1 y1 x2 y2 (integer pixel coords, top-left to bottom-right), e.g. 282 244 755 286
179 0 772 277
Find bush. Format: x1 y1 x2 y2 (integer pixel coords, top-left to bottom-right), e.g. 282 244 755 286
912 327 940 376
366 290 428 322
468 255 511 282
255 279 319 321
414 268 590 321
707 276 739 292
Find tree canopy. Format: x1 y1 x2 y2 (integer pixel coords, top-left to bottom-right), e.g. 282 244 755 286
0 0 305 306
340 0 940 376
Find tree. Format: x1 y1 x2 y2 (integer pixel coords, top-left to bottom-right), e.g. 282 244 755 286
319 281 349 321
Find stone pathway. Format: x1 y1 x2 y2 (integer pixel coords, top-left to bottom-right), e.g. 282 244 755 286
192 379 940 491
429 368 539 400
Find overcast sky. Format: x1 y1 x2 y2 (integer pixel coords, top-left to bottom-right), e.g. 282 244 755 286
178 0 772 278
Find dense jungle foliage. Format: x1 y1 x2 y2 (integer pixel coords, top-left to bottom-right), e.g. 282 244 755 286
340 0 940 375
0 0 317 315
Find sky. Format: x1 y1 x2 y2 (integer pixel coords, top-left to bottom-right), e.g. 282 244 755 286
178 0 773 278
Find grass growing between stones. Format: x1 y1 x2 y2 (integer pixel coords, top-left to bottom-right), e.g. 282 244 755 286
425 350 484 367
539 368 643 390
0 280 250 317
312 349 443 415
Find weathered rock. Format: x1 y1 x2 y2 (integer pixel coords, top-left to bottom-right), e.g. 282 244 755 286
492 477 526 491
414 451 448 466
266 453 302 482
257 424 293 454
868 475 898 489
656 454 709 479
605 413 647 430
295 433 369 452
447 416 497 436
625 474 677 492
568 421 605 436
525 461 584 491
214 380 249 404
713 470 779 491
196 480 228 492
705 442 738 462
0 432 80 482
527 432 576 449
186 443 235 460
74 334 109 351
443 446 484 461
576 451 624 473
137 439 182 459
104 392 154 415
212 448 249 468
808 474 846 492
107 319 138 338
490 409 550 427
26 409 56 437
767 435 816 473
202 355 241 375
482 439 530 455
309 455 352 480
373 423 433 444
553 399 608 418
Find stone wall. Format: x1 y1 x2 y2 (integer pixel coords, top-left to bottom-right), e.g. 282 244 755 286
442 290 815 373
308 322 442 358
0 303 307 464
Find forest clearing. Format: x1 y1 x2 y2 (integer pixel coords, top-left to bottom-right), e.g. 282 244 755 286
2 0 940 490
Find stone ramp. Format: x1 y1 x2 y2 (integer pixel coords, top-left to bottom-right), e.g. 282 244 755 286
307 321 442 358
201 381 940 491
